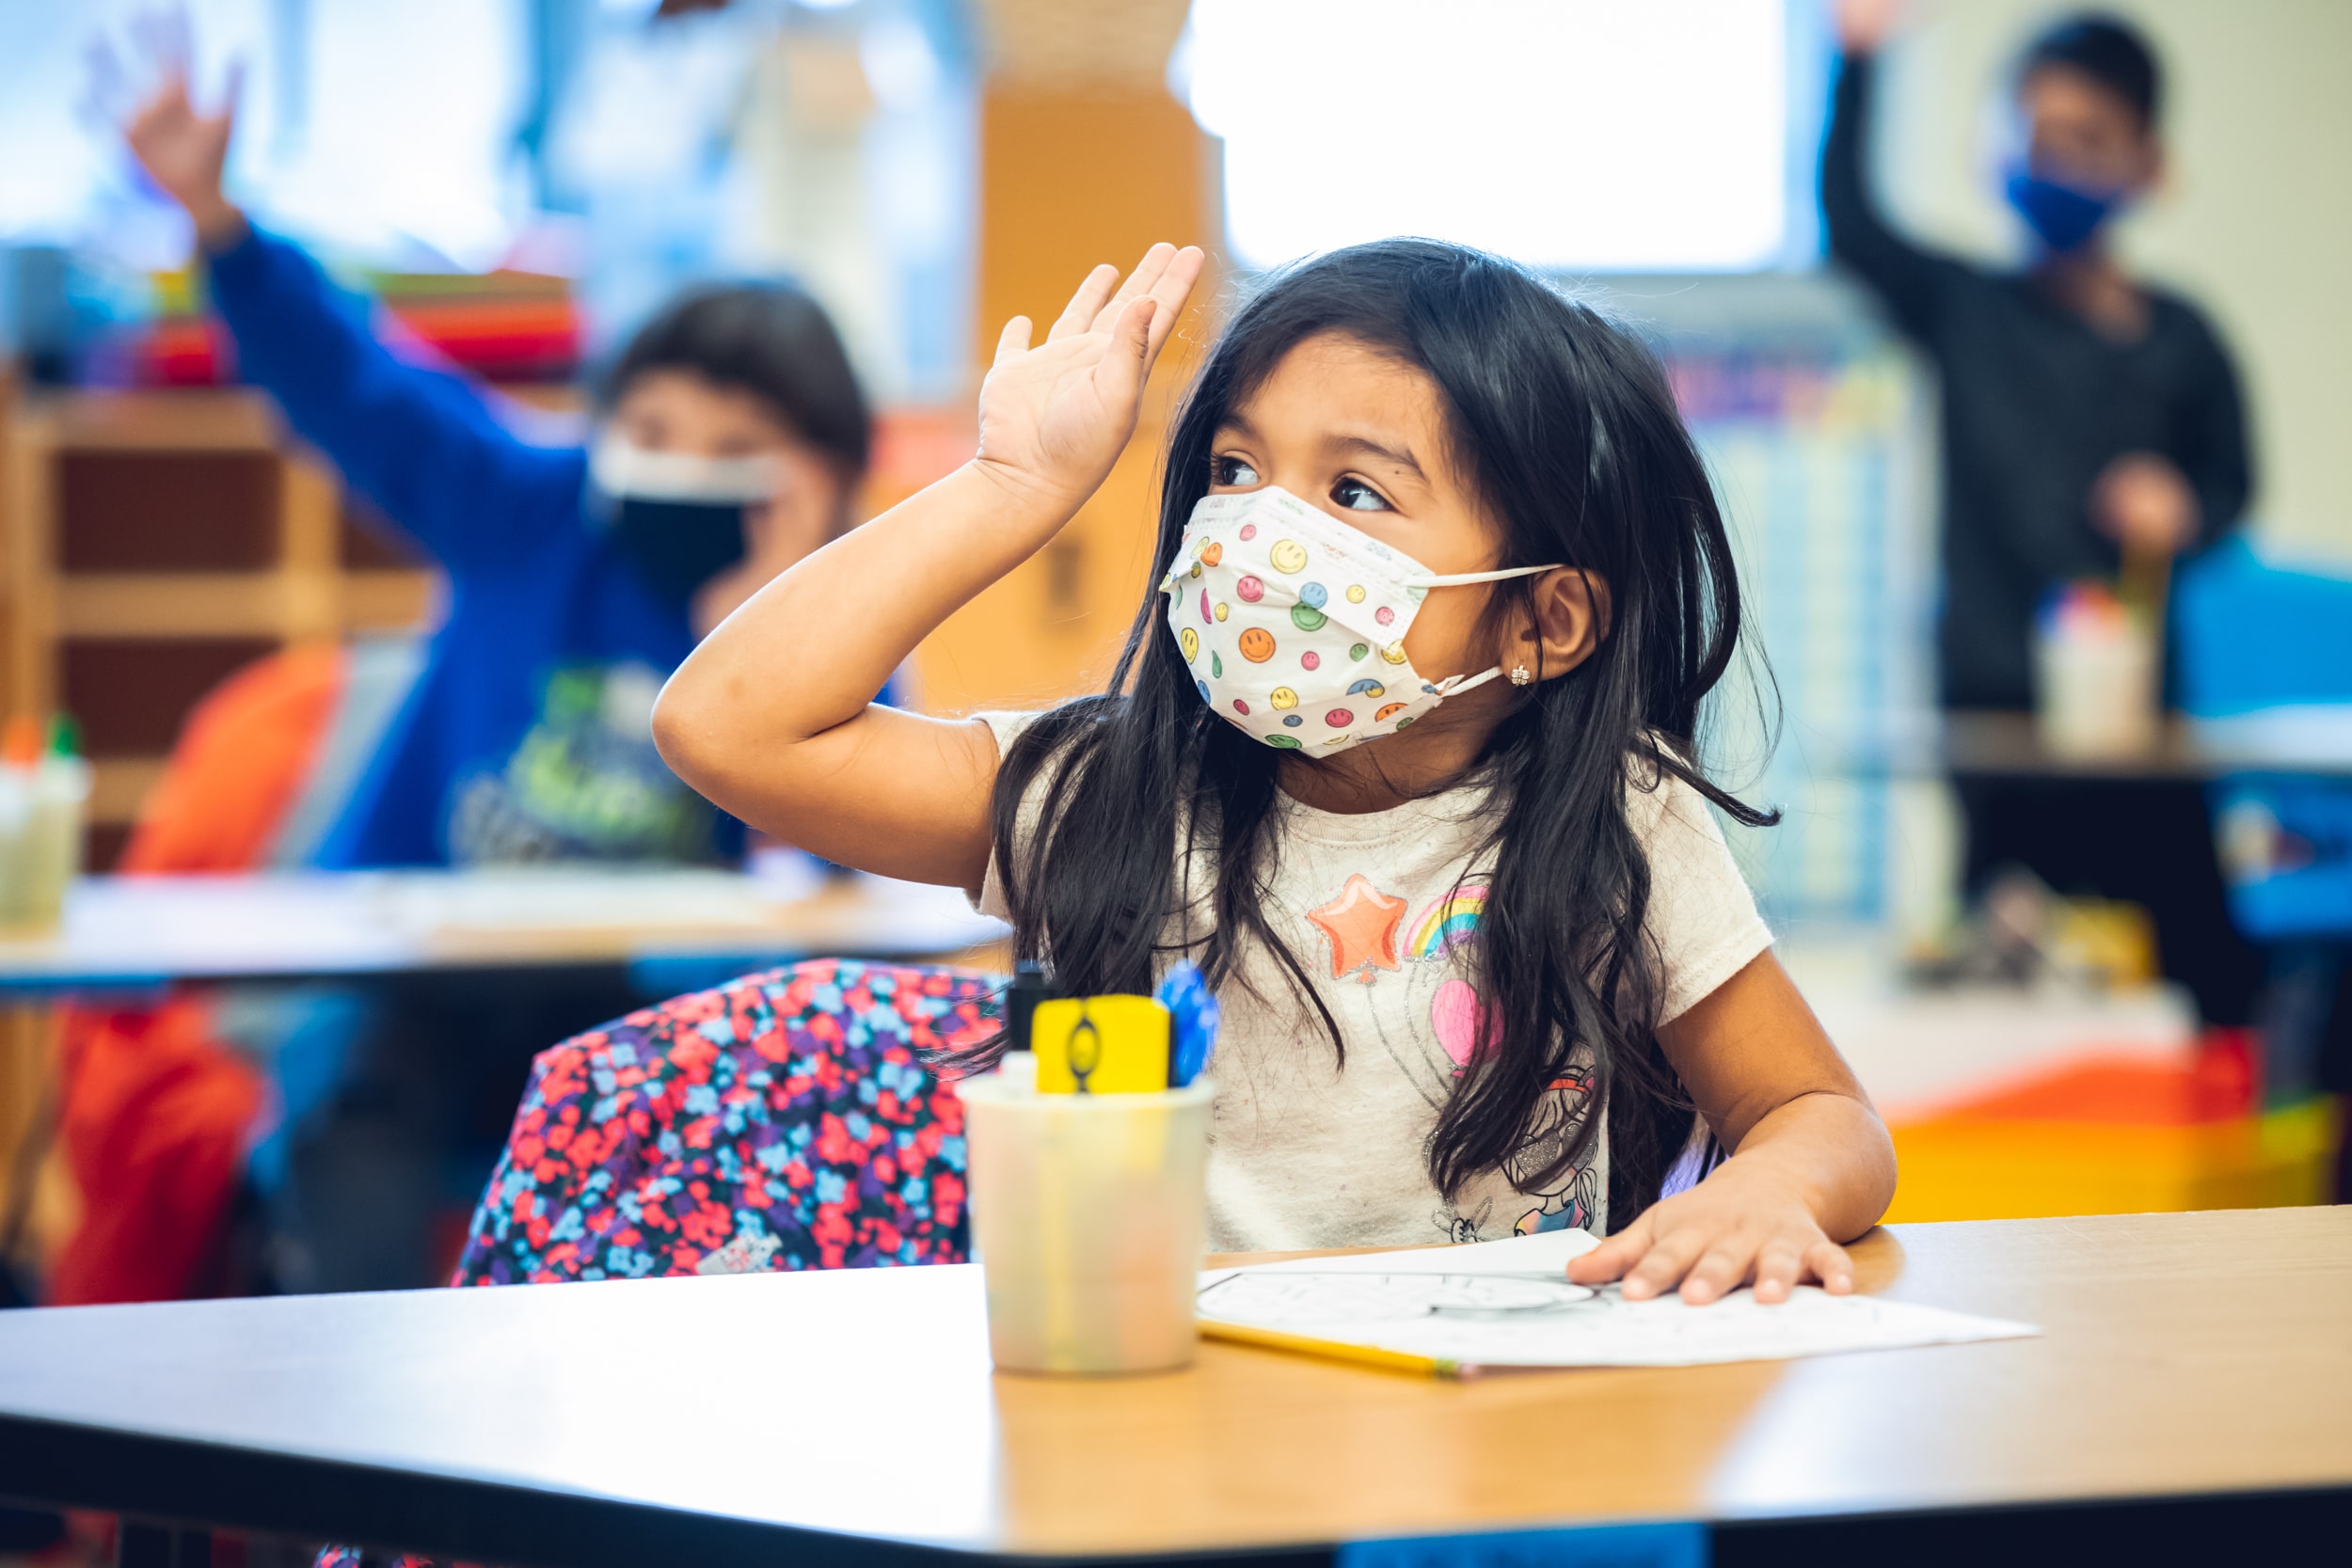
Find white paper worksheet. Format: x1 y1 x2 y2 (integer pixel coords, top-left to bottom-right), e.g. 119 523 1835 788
1196 1230 2037 1371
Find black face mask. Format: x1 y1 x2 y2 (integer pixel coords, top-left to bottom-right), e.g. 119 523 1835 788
590 438 774 616
609 496 748 612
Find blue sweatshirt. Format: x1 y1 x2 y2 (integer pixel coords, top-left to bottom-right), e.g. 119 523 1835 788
206 228 719 867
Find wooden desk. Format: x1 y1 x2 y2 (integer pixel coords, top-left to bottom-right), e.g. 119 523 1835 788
1944 708 2352 781
0 1210 2344 1564
1818 707 2352 782
0 868 1008 993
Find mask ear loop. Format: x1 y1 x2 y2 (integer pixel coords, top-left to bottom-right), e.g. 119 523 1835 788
1407 563 1565 695
1408 562 1564 589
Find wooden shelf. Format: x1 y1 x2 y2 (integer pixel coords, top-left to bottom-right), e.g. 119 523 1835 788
87 759 166 825
56 568 439 640
45 389 282 452
3 384 451 867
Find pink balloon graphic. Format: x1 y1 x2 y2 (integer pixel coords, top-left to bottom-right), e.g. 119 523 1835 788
1431 979 1500 1068
1236 576 1265 603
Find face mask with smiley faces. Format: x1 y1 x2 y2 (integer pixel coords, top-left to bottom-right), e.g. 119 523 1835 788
1158 487 1559 755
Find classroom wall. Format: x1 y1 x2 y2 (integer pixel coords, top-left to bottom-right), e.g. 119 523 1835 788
904 0 1217 716
1867 0 2352 562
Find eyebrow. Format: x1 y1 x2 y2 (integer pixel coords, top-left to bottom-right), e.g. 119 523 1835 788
1211 415 1430 484
1324 432 1426 482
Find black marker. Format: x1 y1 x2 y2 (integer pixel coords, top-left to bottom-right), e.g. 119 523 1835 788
1006 959 1050 1053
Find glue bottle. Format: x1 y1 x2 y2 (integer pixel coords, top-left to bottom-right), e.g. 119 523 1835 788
0 714 90 932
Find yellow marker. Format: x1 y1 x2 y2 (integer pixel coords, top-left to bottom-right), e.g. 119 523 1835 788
1033 995 1170 1094
1198 1320 1469 1380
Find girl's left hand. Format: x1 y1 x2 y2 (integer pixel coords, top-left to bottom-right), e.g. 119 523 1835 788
1565 1165 1855 1305
975 244 1206 515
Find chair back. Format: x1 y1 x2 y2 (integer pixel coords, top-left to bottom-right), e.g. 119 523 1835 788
454 958 1000 1286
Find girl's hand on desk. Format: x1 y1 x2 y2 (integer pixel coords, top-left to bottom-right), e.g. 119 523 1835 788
975 244 1207 521
1567 1165 1855 1306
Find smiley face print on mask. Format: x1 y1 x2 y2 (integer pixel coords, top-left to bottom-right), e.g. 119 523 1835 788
1158 487 1559 755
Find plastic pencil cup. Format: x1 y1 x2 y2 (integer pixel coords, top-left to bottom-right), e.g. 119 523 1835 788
958 1062 1215 1375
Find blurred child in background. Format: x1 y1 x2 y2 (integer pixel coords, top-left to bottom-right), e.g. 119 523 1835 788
50 20 879 1305
103 21 875 869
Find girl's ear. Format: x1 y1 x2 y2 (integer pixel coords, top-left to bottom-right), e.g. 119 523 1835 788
1511 568 1612 682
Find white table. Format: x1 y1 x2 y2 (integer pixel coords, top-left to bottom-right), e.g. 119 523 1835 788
0 868 1008 993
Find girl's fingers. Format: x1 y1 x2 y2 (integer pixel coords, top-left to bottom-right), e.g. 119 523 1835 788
1677 1240 1751 1305
160 7 194 72
1565 1216 1650 1283
1093 298 1158 407
993 314 1033 367
1753 1242 1805 1304
134 9 179 74
1621 1227 1706 1301
1138 245 1207 363
1121 295 1158 356
1089 243 1176 334
1047 264 1119 342
83 38 135 125
1806 1238 1856 1294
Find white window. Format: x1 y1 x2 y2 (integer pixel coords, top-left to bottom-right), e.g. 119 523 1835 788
0 0 528 271
1180 0 1821 275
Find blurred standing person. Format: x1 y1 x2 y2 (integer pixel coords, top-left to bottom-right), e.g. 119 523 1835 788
1823 2 2262 1024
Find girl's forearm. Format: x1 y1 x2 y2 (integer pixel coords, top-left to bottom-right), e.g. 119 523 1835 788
1717 1090 1897 1244
657 461 1073 751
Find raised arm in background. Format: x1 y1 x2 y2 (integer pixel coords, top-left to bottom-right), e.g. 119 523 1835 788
653 245 1207 891
102 23 580 575
1820 0 1969 340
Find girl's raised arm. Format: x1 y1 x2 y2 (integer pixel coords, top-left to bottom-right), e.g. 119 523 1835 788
654 244 1207 891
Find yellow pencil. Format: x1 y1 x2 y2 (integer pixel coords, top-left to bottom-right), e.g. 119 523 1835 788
1199 1319 1471 1380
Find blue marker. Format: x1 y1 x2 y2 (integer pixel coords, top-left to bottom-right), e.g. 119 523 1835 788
1155 963 1221 1087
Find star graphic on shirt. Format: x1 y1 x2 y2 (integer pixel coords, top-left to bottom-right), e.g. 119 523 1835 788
1307 873 1408 984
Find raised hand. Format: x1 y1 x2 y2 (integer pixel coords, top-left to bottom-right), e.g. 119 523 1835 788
2091 451 2199 556
975 243 1207 515
88 11 246 248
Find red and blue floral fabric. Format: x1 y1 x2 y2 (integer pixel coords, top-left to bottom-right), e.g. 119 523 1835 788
454 957 993 1285
316 958 997 1568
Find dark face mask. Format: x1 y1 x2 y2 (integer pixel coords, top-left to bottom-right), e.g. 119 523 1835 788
590 438 775 616
610 496 747 612
2003 160 2124 255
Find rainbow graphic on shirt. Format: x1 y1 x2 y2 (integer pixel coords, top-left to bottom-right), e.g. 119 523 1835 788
1406 883 1487 960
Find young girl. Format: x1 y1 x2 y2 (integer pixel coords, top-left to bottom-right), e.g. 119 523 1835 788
655 240 1897 1305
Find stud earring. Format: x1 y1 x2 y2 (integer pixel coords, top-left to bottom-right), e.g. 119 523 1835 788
1509 664 1533 687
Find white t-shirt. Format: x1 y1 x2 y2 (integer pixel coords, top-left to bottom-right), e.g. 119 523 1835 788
973 711 1772 1251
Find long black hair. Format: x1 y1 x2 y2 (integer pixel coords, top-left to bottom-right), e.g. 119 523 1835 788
980 239 1772 1227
